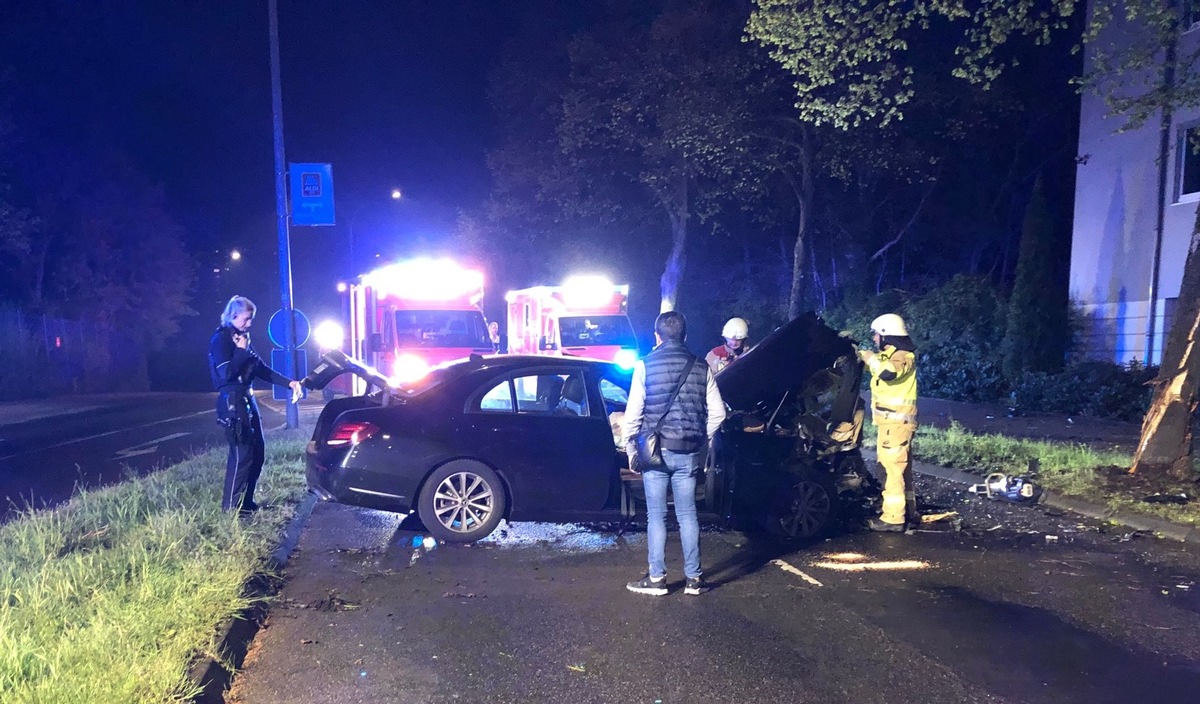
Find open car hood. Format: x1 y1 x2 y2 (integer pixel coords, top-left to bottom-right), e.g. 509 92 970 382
715 312 858 414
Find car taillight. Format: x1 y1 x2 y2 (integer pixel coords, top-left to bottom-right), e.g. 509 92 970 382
326 421 380 447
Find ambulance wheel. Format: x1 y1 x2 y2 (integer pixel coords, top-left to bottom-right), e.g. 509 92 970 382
418 460 507 543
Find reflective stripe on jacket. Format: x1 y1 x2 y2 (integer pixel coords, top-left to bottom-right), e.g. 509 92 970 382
865 345 917 425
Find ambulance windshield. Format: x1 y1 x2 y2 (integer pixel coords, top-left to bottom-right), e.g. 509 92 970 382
559 315 637 348
393 310 490 349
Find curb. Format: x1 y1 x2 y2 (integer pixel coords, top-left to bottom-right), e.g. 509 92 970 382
187 491 319 704
899 455 1200 545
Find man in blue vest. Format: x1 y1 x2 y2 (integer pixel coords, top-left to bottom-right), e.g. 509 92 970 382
622 311 726 596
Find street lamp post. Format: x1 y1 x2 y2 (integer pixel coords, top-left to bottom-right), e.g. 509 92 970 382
268 0 299 429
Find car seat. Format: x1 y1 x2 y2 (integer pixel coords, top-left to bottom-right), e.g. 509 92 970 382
558 375 586 416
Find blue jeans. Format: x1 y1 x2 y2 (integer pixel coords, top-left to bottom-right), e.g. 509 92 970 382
642 449 702 580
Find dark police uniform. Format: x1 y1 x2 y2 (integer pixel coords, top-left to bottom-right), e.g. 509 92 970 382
208 325 292 511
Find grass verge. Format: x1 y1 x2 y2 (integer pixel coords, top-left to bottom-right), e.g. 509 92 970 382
866 421 1200 528
0 434 309 704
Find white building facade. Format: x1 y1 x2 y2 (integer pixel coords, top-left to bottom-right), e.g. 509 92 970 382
1071 11 1200 365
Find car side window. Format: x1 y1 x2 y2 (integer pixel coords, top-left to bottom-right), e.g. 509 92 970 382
599 379 628 407
477 378 515 412
513 372 589 417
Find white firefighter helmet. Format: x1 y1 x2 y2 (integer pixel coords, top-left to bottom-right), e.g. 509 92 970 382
721 317 749 340
870 313 908 337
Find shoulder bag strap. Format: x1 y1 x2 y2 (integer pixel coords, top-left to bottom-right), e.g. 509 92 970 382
653 356 697 434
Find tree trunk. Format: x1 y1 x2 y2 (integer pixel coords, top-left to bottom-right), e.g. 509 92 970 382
659 175 689 313
1130 206 1200 480
787 126 814 320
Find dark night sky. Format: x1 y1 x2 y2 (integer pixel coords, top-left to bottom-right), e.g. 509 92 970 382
2 0 534 327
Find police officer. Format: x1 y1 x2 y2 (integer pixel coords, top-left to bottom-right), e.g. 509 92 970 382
209 296 303 513
705 317 750 374
859 313 919 532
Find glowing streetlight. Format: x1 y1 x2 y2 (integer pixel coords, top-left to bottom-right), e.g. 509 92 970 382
314 320 345 350
230 249 243 262
391 188 403 200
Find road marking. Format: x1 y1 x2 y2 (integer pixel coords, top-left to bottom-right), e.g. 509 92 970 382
812 553 933 572
0 410 211 461
114 432 192 459
771 559 824 587
811 560 932 572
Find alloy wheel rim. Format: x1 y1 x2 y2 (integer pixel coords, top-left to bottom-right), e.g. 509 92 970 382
432 471 495 533
780 481 831 538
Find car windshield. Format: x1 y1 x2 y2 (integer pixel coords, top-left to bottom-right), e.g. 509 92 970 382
393 310 489 349
560 315 636 348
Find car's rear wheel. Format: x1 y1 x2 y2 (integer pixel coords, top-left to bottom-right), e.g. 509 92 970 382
418 460 507 543
769 468 839 541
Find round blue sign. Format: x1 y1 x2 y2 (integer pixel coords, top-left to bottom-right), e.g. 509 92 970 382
268 308 311 348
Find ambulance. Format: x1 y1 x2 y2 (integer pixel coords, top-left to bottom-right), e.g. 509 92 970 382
347 258 493 391
505 276 639 367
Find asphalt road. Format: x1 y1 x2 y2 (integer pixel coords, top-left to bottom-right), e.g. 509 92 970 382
0 392 293 518
229 480 1200 704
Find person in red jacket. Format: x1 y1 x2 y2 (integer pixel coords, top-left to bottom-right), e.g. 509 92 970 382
705 317 750 374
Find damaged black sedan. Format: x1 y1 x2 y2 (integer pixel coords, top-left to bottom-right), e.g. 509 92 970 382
302 313 879 543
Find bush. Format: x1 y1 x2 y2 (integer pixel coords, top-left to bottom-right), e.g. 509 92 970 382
1010 360 1155 422
904 275 1008 403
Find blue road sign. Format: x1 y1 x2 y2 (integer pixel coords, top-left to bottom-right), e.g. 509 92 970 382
289 163 335 226
268 308 311 348
272 349 308 401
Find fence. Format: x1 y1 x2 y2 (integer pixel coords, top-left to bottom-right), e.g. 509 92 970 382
0 308 133 401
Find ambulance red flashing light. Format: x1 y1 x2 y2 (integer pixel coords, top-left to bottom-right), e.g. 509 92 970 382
363 258 484 305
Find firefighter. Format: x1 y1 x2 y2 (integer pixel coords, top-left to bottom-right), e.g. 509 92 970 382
209 296 304 514
859 313 919 532
705 317 750 374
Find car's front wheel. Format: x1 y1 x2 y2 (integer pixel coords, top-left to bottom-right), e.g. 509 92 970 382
768 467 839 541
417 460 508 543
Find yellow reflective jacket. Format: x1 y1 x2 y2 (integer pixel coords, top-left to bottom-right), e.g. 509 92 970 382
864 344 917 426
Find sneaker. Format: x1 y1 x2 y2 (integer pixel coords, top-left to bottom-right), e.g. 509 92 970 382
240 499 260 512
684 576 706 596
626 574 668 596
867 517 905 533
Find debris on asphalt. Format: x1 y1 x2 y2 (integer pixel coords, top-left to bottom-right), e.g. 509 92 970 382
409 549 422 567
921 511 959 523
1045 535 1059 542
308 590 360 612
1141 492 1191 505
1116 530 1153 543
442 590 477 598
300 638 315 645
567 664 586 673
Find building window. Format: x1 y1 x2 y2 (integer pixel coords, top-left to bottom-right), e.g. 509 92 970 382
1185 0 1200 32
1177 126 1200 200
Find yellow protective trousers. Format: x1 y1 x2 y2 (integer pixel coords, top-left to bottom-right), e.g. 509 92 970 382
877 422 916 525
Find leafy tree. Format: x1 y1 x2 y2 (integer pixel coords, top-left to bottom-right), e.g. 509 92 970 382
557 4 770 311
749 0 1200 479
1001 175 1069 379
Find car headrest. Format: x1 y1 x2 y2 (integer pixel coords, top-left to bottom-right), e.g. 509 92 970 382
562 375 585 404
